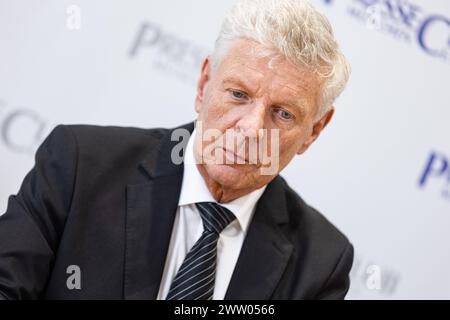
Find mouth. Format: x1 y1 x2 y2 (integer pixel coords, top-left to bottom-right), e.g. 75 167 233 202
222 147 249 164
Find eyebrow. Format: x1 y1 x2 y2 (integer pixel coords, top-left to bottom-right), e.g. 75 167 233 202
222 77 251 90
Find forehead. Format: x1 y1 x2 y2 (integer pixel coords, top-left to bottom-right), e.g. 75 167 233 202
216 39 322 103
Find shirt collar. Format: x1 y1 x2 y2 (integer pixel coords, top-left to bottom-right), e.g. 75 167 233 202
178 127 267 233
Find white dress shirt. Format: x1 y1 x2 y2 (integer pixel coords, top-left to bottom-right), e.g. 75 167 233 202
156 128 267 300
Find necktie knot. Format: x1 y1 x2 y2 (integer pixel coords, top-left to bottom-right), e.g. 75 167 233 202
195 202 236 234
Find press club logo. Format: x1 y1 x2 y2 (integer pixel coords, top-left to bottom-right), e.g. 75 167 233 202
0 99 49 154
321 0 450 65
128 21 210 86
418 151 450 200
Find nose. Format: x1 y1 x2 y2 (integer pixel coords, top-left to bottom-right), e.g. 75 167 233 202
235 100 267 139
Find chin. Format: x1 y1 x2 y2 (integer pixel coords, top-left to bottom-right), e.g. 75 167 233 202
204 163 250 188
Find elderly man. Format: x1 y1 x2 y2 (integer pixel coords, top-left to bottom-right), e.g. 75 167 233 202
0 0 353 300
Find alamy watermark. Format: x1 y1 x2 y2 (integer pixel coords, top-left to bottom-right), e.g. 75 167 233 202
66 5 81 30
171 121 280 175
66 265 81 290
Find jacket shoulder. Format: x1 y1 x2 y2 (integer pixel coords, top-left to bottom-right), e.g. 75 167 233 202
274 176 353 299
59 124 168 164
65 124 167 148
278 176 350 251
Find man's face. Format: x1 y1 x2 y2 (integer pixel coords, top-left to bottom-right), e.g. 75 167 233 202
194 38 334 193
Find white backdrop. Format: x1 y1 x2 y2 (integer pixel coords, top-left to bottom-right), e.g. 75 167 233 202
0 0 449 299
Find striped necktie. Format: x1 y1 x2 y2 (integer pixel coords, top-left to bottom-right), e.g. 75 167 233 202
166 201 236 300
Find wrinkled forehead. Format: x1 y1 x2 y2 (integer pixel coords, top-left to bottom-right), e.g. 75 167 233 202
216 39 322 109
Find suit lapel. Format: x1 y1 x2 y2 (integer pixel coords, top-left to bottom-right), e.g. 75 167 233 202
123 122 193 299
225 176 293 300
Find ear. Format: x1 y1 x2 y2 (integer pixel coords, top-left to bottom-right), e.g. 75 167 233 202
297 106 335 155
195 57 212 114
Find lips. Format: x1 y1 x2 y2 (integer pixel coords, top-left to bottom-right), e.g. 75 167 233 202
222 147 248 164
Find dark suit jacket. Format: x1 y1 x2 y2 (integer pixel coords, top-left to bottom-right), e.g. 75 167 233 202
0 121 353 300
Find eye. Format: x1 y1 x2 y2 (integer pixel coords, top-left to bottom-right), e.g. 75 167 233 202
275 108 294 121
230 90 247 100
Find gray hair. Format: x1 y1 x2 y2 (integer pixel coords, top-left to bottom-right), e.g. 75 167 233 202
210 0 350 119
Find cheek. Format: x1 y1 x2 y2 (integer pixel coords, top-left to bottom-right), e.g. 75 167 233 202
202 90 222 117
278 132 305 159
204 95 236 128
